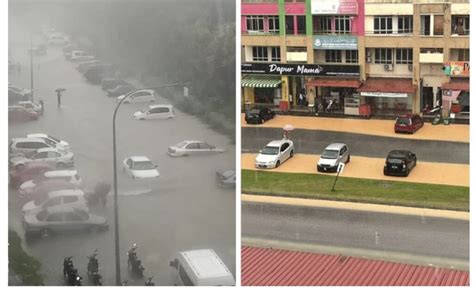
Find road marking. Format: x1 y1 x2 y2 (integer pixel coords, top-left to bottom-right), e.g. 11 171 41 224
242 194 469 221
241 153 469 187
241 237 469 271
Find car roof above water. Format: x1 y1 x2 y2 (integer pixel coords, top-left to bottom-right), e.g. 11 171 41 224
325 143 347 151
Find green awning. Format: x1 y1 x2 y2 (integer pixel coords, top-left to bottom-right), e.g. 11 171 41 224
241 75 281 88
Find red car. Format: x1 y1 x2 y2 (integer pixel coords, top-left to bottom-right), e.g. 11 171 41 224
394 114 424 134
10 163 55 189
9 105 39 122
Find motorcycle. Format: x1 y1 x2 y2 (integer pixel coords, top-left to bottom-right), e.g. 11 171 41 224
127 243 145 278
91 271 103 286
67 268 82 286
87 249 99 275
63 256 74 277
145 276 155 286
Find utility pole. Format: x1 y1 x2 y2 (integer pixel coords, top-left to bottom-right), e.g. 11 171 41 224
30 33 34 102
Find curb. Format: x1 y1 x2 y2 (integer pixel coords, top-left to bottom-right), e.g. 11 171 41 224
242 194 469 221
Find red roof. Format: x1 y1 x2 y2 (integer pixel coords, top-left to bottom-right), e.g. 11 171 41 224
307 79 361 88
442 79 470 92
241 247 469 286
358 78 416 94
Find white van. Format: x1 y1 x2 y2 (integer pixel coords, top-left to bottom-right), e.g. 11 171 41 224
169 249 235 286
133 105 175 120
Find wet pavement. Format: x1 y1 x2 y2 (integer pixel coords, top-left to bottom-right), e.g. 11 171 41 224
9 31 235 285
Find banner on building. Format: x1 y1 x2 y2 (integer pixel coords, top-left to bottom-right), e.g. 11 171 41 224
241 63 360 76
313 35 358 50
443 62 470 76
311 0 358 15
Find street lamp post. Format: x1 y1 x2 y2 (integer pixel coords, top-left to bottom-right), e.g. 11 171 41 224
30 34 34 102
112 82 183 285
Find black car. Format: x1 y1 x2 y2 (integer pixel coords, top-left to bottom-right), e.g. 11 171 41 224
84 65 115 84
107 84 136 97
245 107 275 124
101 78 130 91
383 150 417 177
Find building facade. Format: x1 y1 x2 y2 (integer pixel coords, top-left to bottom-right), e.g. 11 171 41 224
241 0 469 119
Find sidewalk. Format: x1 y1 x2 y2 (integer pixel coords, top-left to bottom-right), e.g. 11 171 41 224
242 153 469 187
241 114 469 143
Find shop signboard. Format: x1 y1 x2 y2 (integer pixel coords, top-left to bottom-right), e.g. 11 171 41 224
360 92 408 98
241 63 360 77
311 0 358 15
443 61 470 76
313 35 358 50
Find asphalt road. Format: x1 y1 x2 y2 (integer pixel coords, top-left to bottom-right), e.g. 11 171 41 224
242 202 469 264
242 127 469 164
9 26 235 285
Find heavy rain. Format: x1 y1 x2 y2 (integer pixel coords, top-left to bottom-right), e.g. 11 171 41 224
8 0 236 286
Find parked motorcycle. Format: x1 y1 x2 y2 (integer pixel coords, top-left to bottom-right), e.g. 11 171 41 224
145 276 155 286
127 243 145 278
91 271 103 286
63 256 74 277
67 268 82 286
87 249 99 275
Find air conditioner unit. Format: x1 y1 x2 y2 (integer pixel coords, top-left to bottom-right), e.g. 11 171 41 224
408 64 413 71
384 64 393 71
366 57 372 63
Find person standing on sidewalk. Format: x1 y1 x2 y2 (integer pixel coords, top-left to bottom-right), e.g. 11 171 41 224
57 91 62 107
289 93 293 109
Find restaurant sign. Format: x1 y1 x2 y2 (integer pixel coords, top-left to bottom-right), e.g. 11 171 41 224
311 0 358 15
360 92 408 98
241 63 360 77
313 35 358 50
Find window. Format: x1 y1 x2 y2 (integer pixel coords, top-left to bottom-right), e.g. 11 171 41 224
268 16 279 34
316 16 331 33
47 151 60 158
246 16 264 32
345 50 358 63
420 15 430 35
433 15 444 35
186 143 199 150
457 49 470 61
325 50 342 63
374 17 393 34
64 212 83 221
271 47 281 62
63 196 78 203
335 16 351 34
198 143 212 149
280 143 289 152
44 197 62 207
296 16 306 34
374 48 393 64
34 151 49 159
252 46 268 61
452 15 469 35
46 213 63 222
396 48 413 64
178 265 194 286
285 16 294 34
397 16 413 33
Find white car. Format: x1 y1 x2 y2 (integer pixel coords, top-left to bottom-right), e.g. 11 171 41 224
10 148 74 170
70 50 94 62
22 189 87 215
26 133 71 151
168 140 225 157
255 139 294 169
18 101 43 114
19 169 84 197
133 105 175 120
117 89 157 104
122 156 160 180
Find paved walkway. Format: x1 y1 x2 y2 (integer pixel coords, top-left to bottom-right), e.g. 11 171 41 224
241 114 469 143
242 153 469 187
242 194 469 220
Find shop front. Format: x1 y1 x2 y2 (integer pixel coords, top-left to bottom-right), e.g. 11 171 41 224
241 75 283 109
441 78 469 118
306 78 361 115
358 78 416 117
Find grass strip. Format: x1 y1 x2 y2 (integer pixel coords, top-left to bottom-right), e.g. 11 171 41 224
8 230 44 286
242 170 469 212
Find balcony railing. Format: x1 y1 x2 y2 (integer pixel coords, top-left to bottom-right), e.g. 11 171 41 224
243 30 280 36
313 30 355 35
365 30 414 36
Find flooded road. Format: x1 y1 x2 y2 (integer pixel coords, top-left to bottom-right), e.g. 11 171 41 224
9 27 236 286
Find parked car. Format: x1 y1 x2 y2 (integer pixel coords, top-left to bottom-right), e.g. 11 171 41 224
48 33 68 45
255 140 294 169
9 106 39 122
9 137 64 158
19 179 81 201
76 60 101 73
70 50 94 62
18 101 43 115
122 156 160 180
168 141 225 157
10 148 74 170
9 86 31 102
23 206 108 239
317 143 350 173
133 105 175 120
26 133 71 151
215 170 236 188
101 78 130 91
394 114 424 134
107 84 136 97
63 44 79 59
245 106 275 124
28 44 47 56
384 150 417 177
10 162 55 189
19 169 83 197
117 89 157 104
22 189 87 215
84 64 115 84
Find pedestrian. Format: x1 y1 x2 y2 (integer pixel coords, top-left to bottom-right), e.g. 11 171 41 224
57 91 62 107
298 92 304 107
94 182 111 208
39 99 44 114
288 93 293 109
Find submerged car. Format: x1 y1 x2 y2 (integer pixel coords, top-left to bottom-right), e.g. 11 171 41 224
23 206 108 239
9 106 39 122
394 114 424 134
255 140 294 169
18 101 43 115
9 85 32 102
215 170 236 188
10 148 74 170
245 106 275 124
101 78 130 91
19 169 83 198
10 162 55 189
117 89 157 104
168 141 224 157
317 143 350 173
122 156 160 180
26 133 70 152
22 189 87 215
107 84 136 97
19 179 81 201
384 150 417 177
133 105 175 120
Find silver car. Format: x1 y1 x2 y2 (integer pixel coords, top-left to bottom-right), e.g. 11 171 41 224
317 143 350 173
168 140 225 157
255 139 295 169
